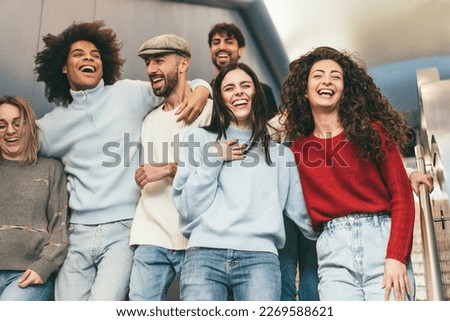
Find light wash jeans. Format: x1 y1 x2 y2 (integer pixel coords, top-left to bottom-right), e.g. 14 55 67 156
317 213 415 301
55 219 134 301
180 248 281 301
129 245 184 301
279 216 319 301
0 271 55 301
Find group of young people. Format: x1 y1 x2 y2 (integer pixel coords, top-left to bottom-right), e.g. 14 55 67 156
0 20 433 301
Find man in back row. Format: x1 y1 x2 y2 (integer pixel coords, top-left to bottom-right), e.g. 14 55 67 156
208 22 278 120
207 21 319 301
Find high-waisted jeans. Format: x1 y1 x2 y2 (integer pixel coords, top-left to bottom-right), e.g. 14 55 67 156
180 247 281 301
317 213 415 301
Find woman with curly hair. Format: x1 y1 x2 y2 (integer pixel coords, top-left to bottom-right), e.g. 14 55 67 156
281 46 416 301
34 20 210 301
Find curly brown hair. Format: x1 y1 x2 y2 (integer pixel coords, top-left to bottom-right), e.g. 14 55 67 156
281 46 411 161
34 20 125 106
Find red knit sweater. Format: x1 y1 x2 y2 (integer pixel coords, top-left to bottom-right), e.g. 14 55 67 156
291 126 415 264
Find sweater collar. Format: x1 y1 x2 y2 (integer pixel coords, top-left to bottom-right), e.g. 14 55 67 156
310 129 346 141
70 79 105 106
225 126 253 143
0 158 28 167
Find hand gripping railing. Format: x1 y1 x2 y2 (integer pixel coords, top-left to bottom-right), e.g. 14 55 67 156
415 144 444 300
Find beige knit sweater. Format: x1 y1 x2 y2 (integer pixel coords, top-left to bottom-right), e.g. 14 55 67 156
129 101 212 249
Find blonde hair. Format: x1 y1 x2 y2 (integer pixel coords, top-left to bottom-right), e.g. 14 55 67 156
0 95 39 165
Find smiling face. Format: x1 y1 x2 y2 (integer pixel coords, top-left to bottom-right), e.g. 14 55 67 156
306 59 344 113
63 40 104 91
210 32 243 72
0 103 26 161
145 53 186 98
221 68 255 129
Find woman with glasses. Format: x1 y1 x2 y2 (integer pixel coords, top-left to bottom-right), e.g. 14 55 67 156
0 95 68 300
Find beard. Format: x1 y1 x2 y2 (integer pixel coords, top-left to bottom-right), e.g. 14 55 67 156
212 57 227 71
152 70 179 97
211 54 239 71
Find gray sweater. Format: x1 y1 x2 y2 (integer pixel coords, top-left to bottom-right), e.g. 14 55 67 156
0 157 68 282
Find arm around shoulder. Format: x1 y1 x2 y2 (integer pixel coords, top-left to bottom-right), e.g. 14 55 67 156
176 79 212 123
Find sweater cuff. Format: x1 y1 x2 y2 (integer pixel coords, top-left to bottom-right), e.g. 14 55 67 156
385 252 408 265
405 166 416 179
29 257 57 282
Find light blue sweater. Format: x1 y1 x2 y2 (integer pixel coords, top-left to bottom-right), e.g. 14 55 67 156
38 78 210 225
37 79 161 224
172 126 316 255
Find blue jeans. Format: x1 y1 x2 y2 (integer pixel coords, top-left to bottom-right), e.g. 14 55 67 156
180 248 281 301
129 245 184 301
0 271 55 301
55 220 134 300
317 213 415 301
279 216 319 301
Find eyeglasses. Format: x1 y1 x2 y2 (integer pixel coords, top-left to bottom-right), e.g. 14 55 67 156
0 119 26 132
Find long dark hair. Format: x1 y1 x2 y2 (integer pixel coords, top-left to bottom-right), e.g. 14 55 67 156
34 20 125 106
204 63 272 165
281 46 411 161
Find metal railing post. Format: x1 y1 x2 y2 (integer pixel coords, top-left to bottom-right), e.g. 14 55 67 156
415 144 444 300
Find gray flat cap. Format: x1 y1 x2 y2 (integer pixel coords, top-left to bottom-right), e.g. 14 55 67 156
138 34 191 58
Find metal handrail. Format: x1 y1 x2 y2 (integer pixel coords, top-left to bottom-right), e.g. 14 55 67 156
414 144 444 300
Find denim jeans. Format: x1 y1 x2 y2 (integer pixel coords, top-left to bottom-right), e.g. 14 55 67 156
279 216 319 301
180 248 281 301
129 245 184 301
55 219 134 300
317 213 415 301
0 270 55 301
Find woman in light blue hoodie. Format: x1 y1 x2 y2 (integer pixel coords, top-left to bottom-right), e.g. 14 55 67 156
173 63 317 301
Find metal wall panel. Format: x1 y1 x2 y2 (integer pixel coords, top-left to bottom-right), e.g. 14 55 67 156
0 0 42 107
0 0 278 118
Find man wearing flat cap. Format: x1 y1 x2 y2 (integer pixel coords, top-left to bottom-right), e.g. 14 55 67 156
129 34 212 301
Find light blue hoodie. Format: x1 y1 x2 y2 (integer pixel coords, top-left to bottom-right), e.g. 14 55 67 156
38 79 160 224
173 126 317 255
38 78 209 225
